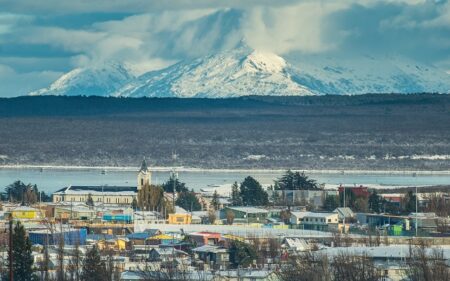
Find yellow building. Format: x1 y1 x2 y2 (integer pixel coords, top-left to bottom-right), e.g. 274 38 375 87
11 206 40 219
168 213 192 224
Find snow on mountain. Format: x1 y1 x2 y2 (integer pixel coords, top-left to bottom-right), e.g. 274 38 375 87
29 62 134 96
29 46 450 98
114 46 314 98
286 54 450 95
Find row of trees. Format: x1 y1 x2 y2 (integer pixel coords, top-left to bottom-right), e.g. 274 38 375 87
323 188 419 215
278 242 450 281
1 221 117 281
230 176 269 206
4 181 51 205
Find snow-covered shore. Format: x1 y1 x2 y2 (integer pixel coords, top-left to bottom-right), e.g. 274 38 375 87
1 164 449 175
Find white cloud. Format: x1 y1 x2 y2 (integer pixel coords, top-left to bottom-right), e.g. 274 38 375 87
0 64 62 97
0 0 450 96
243 2 348 54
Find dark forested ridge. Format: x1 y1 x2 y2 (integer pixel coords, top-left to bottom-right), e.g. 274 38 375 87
0 94 449 170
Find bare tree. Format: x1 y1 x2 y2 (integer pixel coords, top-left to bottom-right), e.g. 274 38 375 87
277 252 331 281
406 240 450 281
207 209 216 225
226 210 234 225
331 252 380 281
67 240 82 281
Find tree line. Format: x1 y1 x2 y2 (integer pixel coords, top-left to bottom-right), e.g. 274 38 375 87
3 181 51 204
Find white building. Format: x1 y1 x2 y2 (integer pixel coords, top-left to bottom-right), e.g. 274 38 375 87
53 160 151 205
290 211 339 231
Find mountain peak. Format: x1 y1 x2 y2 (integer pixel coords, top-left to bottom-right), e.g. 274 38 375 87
29 62 134 97
243 50 287 73
114 46 313 98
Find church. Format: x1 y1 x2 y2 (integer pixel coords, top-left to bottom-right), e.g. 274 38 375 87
52 160 151 205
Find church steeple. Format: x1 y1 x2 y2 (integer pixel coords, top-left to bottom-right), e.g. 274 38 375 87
140 158 148 173
137 158 151 191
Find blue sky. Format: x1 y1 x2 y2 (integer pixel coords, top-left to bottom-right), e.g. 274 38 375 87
0 0 449 97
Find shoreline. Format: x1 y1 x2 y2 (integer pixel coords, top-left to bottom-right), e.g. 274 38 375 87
0 164 449 175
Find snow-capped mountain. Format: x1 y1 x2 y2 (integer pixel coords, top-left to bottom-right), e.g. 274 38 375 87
29 62 134 96
114 46 313 98
286 54 450 95
29 46 450 98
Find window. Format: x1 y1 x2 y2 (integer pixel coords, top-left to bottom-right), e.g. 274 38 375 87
328 219 331 222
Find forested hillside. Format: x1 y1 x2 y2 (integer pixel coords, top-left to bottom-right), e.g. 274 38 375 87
0 94 448 170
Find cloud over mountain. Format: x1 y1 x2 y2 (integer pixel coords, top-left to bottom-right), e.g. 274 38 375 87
0 0 449 96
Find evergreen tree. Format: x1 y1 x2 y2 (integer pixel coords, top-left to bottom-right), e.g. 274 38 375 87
131 197 138 210
5 181 40 205
230 182 243 206
86 193 94 207
211 190 220 210
229 241 257 268
368 190 382 213
402 190 417 214
162 175 188 193
275 170 319 191
9 221 36 281
81 246 106 281
176 191 201 211
324 195 339 211
239 176 269 206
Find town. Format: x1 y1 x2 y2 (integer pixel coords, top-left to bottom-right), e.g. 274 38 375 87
0 161 449 281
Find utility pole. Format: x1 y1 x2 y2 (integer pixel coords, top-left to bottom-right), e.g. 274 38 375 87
172 152 178 210
8 214 13 281
415 185 418 237
343 185 346 234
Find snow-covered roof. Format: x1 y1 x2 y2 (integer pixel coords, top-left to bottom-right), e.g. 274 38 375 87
12 206 39 211
192 245 228 253
291 211 337 219
319 245 450 260
284 237 310 251
334 207 354 218
227 206 268 214
54 185 137 196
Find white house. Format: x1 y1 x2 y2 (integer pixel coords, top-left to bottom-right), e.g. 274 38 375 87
290 211 339 231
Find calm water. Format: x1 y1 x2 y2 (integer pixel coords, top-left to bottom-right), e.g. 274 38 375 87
0 168 449 194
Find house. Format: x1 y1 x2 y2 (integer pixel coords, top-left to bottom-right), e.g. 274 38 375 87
168 206 192 224
192 245 229 270
120 270 215 281
290 211 308 225
283 237 312 252
188 232 222 246
148 247 189 262
52 160 150 205
217 269 279 281
338 185 370 198
10 206 41 219
333 207 355 222
126 232 154 246
146 234 177 246
168 213 192 224
224 206 268 224
409 212 439 232
290 211 339 231
268 189 329 208
54 205 96 220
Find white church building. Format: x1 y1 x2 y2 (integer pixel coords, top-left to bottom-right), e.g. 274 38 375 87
52 160 151 205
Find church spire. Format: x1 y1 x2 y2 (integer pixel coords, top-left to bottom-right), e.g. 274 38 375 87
140 158 148 172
